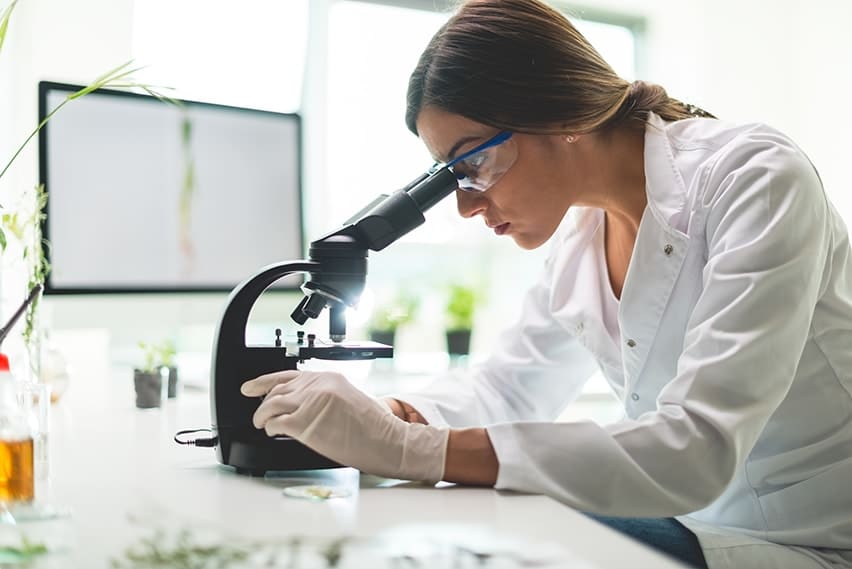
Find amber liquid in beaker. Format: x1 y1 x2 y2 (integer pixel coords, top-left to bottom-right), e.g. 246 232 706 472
0 438 34 502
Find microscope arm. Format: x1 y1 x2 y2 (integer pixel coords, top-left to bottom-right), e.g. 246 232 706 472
215 260 320 354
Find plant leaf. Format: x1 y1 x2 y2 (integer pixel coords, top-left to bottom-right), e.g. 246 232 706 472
0 0 19 55
67 61 141 99
2 58 178 181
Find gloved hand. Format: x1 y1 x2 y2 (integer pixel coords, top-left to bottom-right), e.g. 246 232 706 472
241 370 448 483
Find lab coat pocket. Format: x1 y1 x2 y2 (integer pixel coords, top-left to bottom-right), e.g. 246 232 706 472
678 517 842 569
757 457 852 547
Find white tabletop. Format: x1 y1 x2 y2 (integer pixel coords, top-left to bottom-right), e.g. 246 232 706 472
17 354 686 568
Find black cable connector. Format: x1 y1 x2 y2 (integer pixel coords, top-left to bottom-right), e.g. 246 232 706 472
174 428 219 447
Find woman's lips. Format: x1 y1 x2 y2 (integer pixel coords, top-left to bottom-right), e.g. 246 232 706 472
494 222 510 235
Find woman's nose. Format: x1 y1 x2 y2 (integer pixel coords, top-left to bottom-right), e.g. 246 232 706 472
456 190 487 219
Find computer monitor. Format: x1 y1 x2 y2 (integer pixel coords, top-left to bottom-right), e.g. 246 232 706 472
38 81 304 293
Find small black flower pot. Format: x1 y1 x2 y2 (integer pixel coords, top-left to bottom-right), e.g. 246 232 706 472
134 369 163 409
446 329 472 356
369 330 396 347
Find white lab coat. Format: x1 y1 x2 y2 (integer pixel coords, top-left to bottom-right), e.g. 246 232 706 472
396 113 852 568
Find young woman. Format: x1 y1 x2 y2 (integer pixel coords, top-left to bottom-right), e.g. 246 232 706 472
242 1 852 567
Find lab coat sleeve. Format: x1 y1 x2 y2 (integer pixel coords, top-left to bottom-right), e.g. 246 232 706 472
487 135 831 516
390 240 600 428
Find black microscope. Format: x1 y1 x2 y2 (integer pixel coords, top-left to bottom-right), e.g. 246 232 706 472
209 167 458 475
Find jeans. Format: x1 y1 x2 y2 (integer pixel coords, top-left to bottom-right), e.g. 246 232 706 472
585 514 710 569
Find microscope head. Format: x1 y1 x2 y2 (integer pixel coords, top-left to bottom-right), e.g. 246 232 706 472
289 228 367 342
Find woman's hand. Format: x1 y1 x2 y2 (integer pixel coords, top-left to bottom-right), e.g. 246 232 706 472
383 397 429 424
241 370 448 483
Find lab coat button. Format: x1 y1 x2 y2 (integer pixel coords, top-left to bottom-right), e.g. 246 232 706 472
631 393 640 401
664 244 674 256
626 339 636 348
575 322 584 334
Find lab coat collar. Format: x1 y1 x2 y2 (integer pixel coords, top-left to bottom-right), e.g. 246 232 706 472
643 112 690 235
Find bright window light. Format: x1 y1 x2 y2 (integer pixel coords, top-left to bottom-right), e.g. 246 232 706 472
132 0 308 112
574 19 637 81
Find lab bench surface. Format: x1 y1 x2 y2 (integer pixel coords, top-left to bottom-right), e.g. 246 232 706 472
28 368 686 568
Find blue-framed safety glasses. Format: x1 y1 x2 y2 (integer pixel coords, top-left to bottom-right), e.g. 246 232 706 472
430 130 517 192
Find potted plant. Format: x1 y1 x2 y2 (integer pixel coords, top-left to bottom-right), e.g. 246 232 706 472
367 291 419 347
134 340 178 408
445 284 479 357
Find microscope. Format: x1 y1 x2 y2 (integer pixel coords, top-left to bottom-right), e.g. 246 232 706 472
209 166 458 475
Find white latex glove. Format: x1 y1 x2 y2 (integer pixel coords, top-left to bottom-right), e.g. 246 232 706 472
241 370 448 483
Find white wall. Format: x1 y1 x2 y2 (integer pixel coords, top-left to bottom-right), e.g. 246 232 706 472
1 0 135 189
2 0 851 369
585 0 852 214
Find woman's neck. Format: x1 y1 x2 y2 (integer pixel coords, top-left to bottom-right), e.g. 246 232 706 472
571 124 647 232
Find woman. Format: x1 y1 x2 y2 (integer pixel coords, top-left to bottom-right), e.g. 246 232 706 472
241 0 852 567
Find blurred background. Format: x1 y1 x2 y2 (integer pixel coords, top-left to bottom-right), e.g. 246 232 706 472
0 0 849 422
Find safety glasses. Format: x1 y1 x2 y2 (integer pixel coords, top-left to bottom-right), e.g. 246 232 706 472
429 131 517 192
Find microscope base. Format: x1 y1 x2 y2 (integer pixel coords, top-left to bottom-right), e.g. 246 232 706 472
221 433 341 475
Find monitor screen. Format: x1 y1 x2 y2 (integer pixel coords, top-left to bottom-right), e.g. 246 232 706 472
38 81 304 293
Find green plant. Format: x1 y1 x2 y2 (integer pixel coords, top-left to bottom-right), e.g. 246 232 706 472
445 284 479 331
1 184 49 351
368 291 419 332
111 525 556 568
111 529 351 569
0 1 18 56
177 112 197 260
136 340 177 374
0 535 48 564
1 61 172 185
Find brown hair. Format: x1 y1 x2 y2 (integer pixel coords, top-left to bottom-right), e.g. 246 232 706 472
406 0 715 136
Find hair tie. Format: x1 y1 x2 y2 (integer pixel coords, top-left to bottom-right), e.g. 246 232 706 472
620 81 640 116
629 80 642 96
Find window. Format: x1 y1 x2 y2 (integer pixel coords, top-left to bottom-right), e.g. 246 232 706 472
574 18 638 81
324 2 452 242
132 0 309 113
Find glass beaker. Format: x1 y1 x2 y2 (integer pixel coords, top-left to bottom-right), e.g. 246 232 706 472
18 383 50 493
0 382 54 523
0 382 35 524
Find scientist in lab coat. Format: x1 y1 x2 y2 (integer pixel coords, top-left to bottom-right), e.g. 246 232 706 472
241 0 852 567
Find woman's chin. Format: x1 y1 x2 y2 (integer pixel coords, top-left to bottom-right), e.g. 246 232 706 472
511 230 548 250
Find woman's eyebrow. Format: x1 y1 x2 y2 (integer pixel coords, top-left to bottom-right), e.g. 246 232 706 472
439 135 484 163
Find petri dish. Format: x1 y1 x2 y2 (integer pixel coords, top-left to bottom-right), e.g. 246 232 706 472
282 485 351 500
